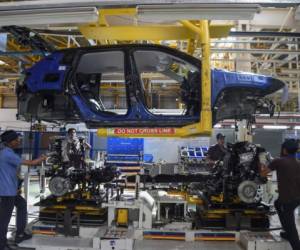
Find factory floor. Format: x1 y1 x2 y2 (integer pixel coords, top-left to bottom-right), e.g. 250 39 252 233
7 180 297 250
134 240 240 250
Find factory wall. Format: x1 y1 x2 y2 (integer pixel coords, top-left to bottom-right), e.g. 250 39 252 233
215 129 284 158
90 129 287 161
253 129 285 157
0 108 294 161
90 135 209 163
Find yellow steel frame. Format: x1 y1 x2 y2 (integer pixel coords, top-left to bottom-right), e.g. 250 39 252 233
8 39 41 64
97 20 211 138
80 24 231 41
79 8 230 138
79 8 231 41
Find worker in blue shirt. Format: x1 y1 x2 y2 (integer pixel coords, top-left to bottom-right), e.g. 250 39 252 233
0 130 46 250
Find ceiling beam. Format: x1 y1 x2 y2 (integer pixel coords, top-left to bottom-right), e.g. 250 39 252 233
211 48 300 55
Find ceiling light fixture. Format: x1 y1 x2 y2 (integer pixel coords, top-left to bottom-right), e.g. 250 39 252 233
0 7 98 26
137 4 261 22
263 125 289 130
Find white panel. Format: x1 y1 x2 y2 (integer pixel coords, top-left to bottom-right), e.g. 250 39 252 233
252 8 298 28
0 108 31 130
144 137 209 163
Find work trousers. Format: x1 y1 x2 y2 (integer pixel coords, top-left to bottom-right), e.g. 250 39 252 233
275 198 300 250
0 195 27 250
0 196 15 250
15 194 27 236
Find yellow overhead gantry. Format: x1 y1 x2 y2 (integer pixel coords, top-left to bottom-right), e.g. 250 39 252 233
79 8 232 138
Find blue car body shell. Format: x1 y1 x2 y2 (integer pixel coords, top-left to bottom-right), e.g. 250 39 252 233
18 44 284 127
25 52 66 93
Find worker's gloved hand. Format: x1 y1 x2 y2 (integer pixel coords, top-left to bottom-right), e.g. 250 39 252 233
39 154 47 161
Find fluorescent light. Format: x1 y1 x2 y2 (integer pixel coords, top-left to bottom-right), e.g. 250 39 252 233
88 39 96 46
263 125 289 130
137 4 261 22
0 7 98 26
294 126 300 130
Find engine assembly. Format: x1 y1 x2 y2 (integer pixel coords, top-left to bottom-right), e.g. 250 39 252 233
191 141 270 206
135 141 269 207
35 136 120 229
126 141 271 230
45 136 117 197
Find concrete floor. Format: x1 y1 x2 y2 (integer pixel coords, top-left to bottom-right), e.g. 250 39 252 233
134 240 241 250
7 180 297 250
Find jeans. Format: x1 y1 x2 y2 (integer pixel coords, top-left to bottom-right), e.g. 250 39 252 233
275 198 300 250
0 196 15 250
15 194 27 236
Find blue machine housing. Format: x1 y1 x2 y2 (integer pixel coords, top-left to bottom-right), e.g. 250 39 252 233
17 44 285 128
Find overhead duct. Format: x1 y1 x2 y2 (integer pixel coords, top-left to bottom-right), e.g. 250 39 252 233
137 4 261 22
0 0 293 10
0 7 99 26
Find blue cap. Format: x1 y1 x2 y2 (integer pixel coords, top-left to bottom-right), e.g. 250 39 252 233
0 130 20 143
282 139 298 154
216 133 225 140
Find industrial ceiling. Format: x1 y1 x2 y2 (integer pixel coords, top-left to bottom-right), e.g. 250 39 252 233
0 0 299 114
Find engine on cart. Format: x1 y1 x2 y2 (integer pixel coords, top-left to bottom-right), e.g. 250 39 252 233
191 141 270 206
35 136 119 229
45 136 117 197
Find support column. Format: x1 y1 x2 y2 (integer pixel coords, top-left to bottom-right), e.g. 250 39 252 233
235 21 251 72
235 21 253 142
236 120 253 142
0 95 3 108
